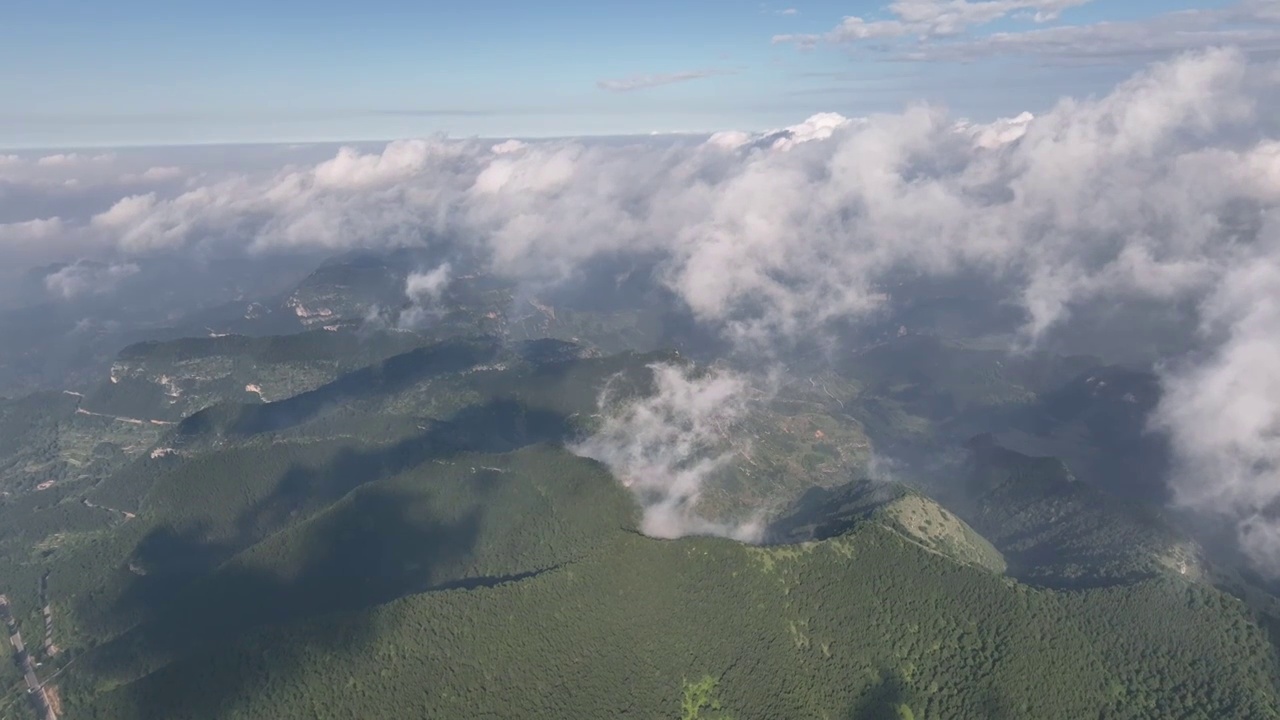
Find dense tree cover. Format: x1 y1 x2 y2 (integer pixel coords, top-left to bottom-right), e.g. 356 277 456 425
839 334 1098 426
1 343 668 657
0 392 79 467
0 318 1275 719
86 329 447 423
682 676 734 720
162 338 669 447
0 393 146 496
13 436 1272 720
769 479 1006 573
1013 364 1173 505
823 333 1204 592
964 435 1197 587
0 661 27 720
61 516 1279 719
79 446 636 685
113 330 427 367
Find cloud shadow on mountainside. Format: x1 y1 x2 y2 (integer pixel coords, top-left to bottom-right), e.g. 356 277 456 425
221 337 502 436
76 485 482 720
70 397 578 716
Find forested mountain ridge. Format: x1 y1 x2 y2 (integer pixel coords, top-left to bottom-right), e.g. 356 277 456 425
962 435 1202 586
65 481 1280 719
81 330 439 422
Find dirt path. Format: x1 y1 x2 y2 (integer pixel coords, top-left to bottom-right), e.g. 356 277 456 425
39 574 57 658
81 499 136 521
73 407 173 426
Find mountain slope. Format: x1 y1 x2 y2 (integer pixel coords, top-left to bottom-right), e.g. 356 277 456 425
768 478 1006 574
81 329 437 423
67 502 1278 720
75 445 635 689
963 435 1201 588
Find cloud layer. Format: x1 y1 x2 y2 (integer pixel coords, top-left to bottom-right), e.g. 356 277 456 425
2 49 1279 566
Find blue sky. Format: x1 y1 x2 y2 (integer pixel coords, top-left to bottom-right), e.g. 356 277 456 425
0 0 1264 147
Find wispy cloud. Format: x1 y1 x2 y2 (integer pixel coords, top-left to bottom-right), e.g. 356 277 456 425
774 0 1280 63
371 108 510 117
571 363 766 542
759 2 800 17
774 0 1092 48
926 4 1280 63
596 69 735 93
43 260 139 299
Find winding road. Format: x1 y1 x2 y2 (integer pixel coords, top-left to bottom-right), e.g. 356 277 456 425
0 594 56 720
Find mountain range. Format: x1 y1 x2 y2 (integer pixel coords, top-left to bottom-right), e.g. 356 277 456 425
0 249 1275 719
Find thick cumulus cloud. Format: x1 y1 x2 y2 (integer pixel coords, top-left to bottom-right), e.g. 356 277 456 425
1153 249 1280 573
58 49 1274 347
571 364 765 542
4 49 1280 560
79 138 474 255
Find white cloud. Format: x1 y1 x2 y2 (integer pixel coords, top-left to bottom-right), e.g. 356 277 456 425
9 48 1280 569
42 260 140 299
490 139 527 155
35 152 115 167
937 5 1280 63
311 140 444 189
118 165 185 184
398 262 453 329
774 0 1093 47
572 363 765 541
0 217 65 244
0 151 190 211
0 216 111 281
596 69 734 92
705 130 756 150
61 48 1276 345
705 113 855 151
405 263 452 302
775 0 1280 63
769 111 854 149
1153 252 1280 573
955 111 1035 149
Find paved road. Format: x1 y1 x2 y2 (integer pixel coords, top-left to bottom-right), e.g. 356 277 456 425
0 594 57 720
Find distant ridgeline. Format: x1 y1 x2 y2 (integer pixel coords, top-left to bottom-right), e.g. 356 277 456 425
0 252 1274 719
